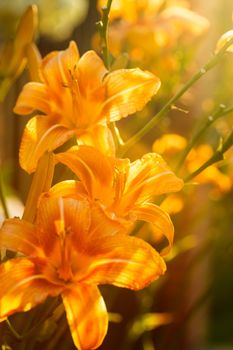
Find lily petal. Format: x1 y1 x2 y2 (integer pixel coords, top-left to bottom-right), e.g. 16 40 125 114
132 203 174 255
77 234 166 290
125 153 184 203
36 196 91 257
56 145 114 200
101 68 161 122
0 218 42 256
62 284 108 350
49 180 87 199
41 41 80 93
14 82 51 115
78 124 115 157
0 258 62 321
77 50 108 93
19 115 75 173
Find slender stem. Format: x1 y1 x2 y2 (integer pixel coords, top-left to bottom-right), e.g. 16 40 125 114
0 169 9 218
97 0 113 69
6 298 60 342
185 129 233 182
6 319 22 340
44 316 68 350
97 0 124 148
176 104 233 172
118 37 233 156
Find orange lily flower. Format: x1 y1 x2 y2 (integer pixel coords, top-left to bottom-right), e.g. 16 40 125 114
0 195 166 349
51 146 183 254
13 41 160 174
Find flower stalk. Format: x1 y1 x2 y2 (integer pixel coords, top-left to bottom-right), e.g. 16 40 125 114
176 104 233 172
185 129 233 182
0 169 9 219
119 36 233 156
97 0 113 69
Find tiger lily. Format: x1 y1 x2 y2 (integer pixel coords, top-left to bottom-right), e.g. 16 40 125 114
51 146 184 254
0 195 165 349
13 41 160 174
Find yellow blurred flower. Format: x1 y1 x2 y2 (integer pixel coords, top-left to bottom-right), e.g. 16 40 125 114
187 144 232 193
98 0 164 22
0 195 166 349
96 0 209 69
14 41 161 174
153 133 232 194
153 133 187 157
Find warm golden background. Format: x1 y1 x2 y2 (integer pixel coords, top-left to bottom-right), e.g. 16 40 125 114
0 1 233 349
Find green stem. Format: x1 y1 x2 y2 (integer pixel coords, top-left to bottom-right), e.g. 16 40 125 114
6 319 22 340
43 315 68 350
185 129 233 182
97 0 123 148
0 169 9 218
118 37 233 156
97 0 113 69
176 104 233 172
6 298 60 343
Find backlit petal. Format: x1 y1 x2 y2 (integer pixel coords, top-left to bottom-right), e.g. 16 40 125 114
41 41 80 93
49 180 87 199
77 124 115 156
14 82 51 115
101 68 160 122
132 203 174 255
20 115 75 173
0 218 42 256
77 234 166 290
62 284 108 350
125 153 184 203
56 145 114 200
0 258 62 320
77 50 107 93
36 196 91 257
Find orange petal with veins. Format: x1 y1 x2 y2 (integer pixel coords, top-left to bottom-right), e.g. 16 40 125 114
77 50 108 93
0 258 62 321
14 82 51 115
48 180 87 200
102 68 161 122
41 41 80 93
132 203 174 255
78 124 115 157
56 145 114 200
36 196 91 257
0 218 42 257
62 284 108 350
19 115 74 173
77 233 166 289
